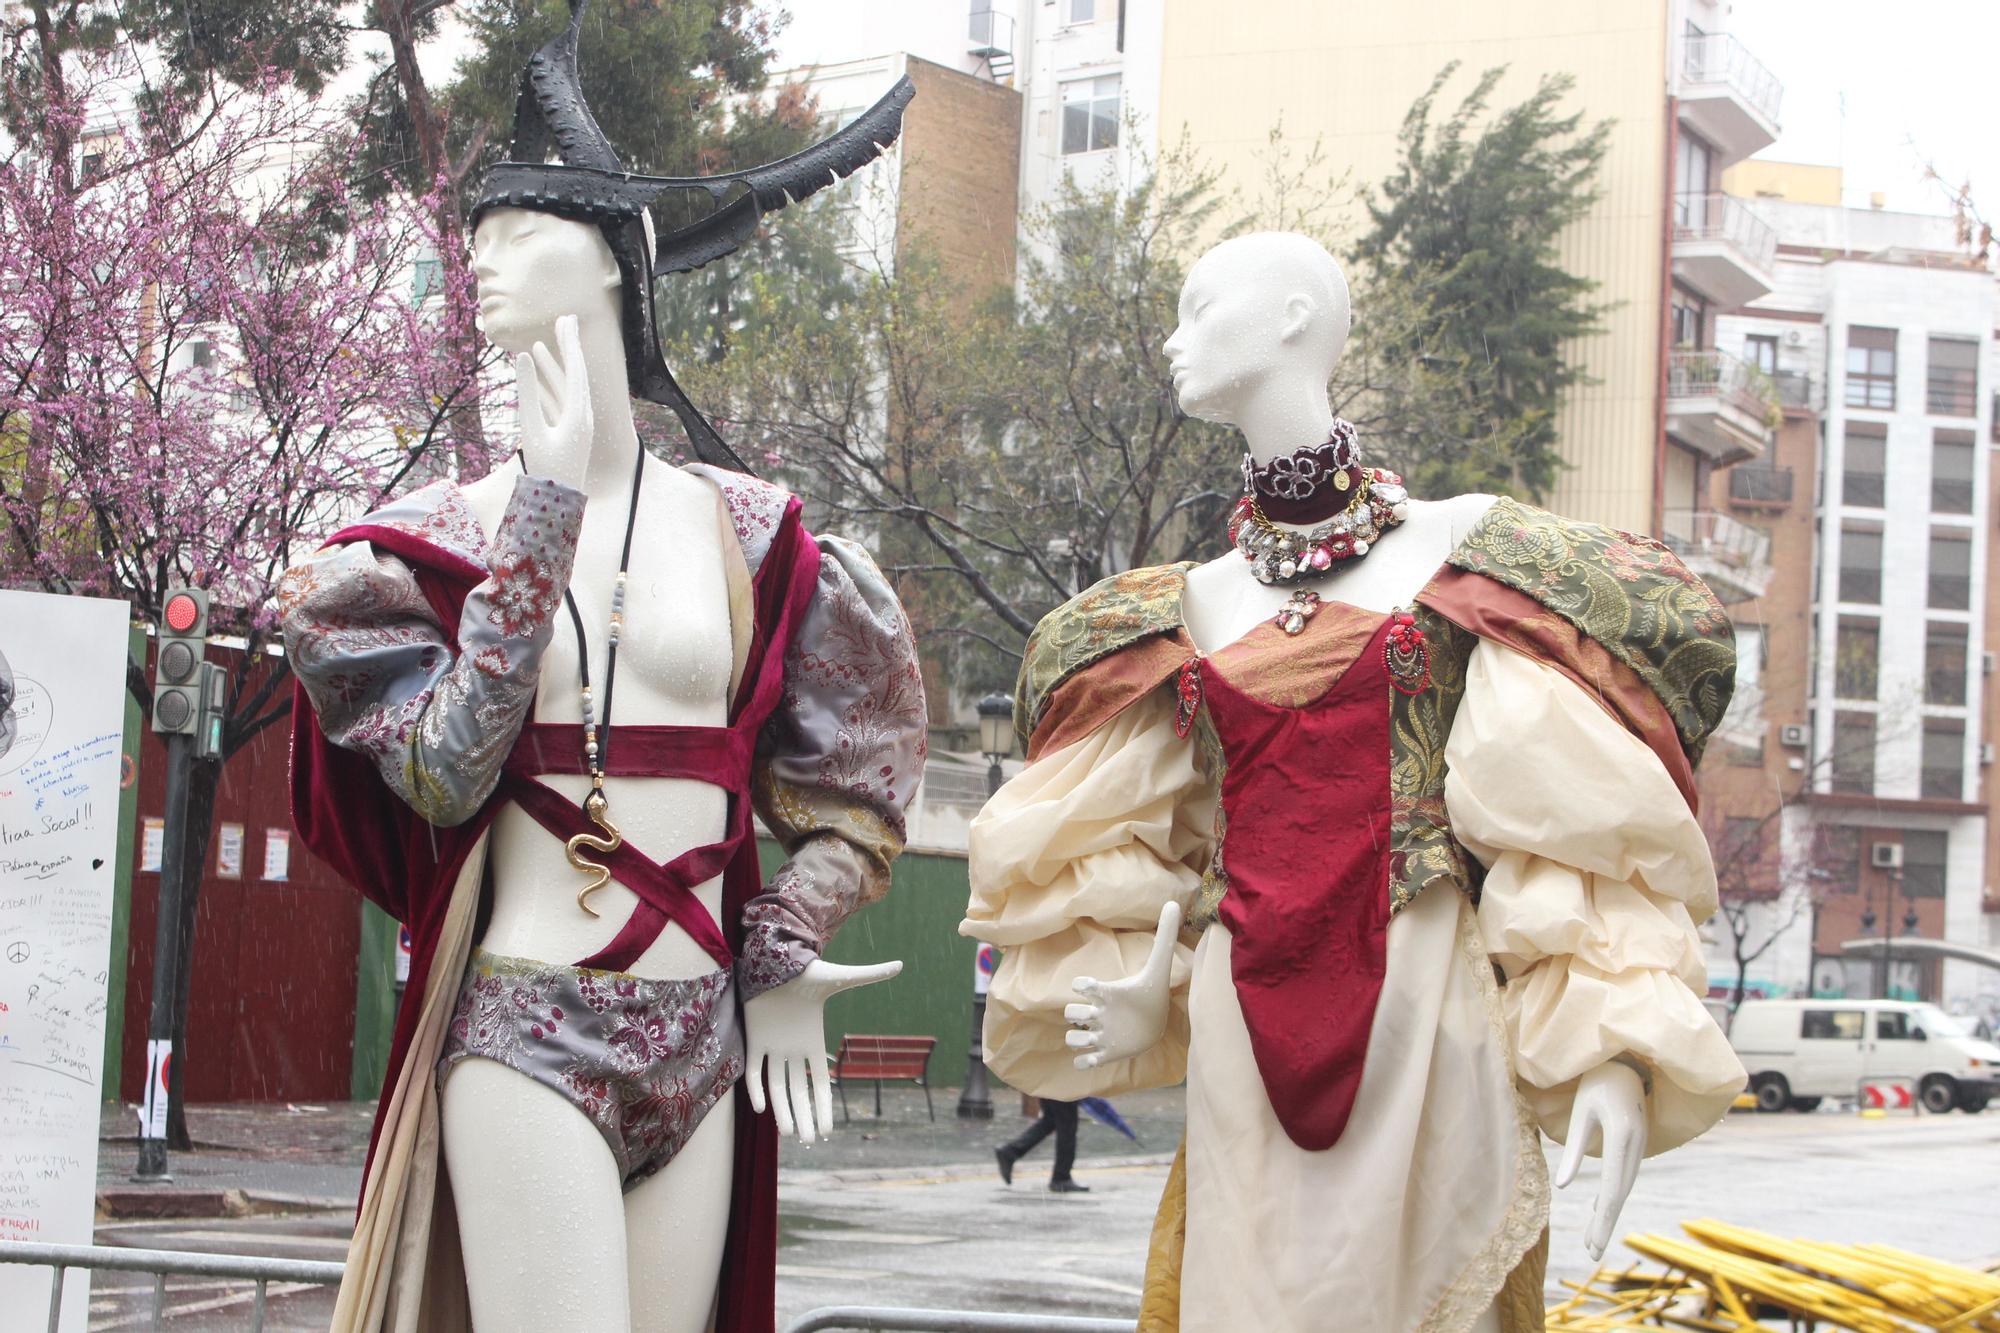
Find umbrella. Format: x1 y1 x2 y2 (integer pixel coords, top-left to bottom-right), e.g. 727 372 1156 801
1078 1096 1140 1144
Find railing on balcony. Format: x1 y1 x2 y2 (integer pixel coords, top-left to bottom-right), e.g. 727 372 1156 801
1682 33 1784 125
1667 348 1778 422
1729 463 1793 506
1773 369 1818 412
1661 508 1774 600
1672 193 1778 272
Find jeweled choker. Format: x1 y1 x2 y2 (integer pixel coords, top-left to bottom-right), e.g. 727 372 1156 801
1227 467 1409 586
1241 419 1361 524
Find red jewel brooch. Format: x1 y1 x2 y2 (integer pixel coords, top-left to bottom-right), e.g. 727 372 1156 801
1384 609 1431 695
1175 657 1204 738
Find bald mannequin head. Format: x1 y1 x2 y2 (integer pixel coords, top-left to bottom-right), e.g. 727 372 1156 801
1162 232 1352 432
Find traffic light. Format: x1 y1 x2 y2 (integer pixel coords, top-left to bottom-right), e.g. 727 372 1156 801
151 588 208 736
193 662 227 762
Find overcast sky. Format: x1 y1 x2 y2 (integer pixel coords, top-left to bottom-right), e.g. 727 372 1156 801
1730 0 1997 216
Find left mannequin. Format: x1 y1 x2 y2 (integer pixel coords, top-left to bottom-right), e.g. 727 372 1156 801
436 207 897 1332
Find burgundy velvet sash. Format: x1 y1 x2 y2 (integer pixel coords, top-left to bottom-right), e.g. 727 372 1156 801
1199 615 1396 1152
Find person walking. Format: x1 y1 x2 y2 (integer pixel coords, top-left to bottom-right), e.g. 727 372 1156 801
995 1097 1088 1192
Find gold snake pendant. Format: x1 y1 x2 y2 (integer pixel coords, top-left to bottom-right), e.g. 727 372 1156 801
565 788 623 917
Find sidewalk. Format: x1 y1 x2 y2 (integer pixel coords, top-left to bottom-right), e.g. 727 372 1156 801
94 1086 1188 1218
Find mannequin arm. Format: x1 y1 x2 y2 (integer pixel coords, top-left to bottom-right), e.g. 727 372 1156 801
1557 1061 1649 1260
743 958 902 1144
1062 901 1181 1069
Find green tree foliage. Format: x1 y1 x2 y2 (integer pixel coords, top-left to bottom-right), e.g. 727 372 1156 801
1356 63 1610 500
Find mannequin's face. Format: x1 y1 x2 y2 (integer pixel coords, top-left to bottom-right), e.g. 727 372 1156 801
470 207 621 354
1161 234 1351 426
1162 250 1280 425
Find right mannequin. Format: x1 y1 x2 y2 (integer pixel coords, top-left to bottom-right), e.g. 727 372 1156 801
962 232 1748 1332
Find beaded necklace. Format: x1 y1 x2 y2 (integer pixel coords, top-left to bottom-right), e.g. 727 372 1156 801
520 444 646 916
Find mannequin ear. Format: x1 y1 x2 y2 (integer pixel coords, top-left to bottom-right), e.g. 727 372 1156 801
1280 293 1316 343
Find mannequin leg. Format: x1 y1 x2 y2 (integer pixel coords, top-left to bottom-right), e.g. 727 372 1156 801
441 1057 630 1333
1048 1100 1079 1182
625 1093 737 1333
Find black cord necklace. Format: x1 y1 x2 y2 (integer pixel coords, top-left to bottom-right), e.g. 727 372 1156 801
519 440 646 916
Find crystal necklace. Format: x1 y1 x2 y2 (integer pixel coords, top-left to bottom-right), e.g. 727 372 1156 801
1227 466 1409 586
520 443 645 916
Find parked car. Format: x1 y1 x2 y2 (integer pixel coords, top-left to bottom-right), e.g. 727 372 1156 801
1728 999 2000 1114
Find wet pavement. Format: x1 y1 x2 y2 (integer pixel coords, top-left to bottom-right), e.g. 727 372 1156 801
52 1095 2000 1329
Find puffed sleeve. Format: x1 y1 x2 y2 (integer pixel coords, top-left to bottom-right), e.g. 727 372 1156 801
1445 640 1746 1154
741 535 928 999
961 688 1215 1100
278 474 583 827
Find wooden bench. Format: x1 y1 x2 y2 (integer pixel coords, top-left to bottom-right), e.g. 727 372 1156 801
826 1035 936 1122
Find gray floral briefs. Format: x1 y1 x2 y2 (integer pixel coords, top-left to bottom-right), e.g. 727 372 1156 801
438 949 743 1189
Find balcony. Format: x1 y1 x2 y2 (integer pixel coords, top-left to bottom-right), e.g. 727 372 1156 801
1679 33 1782 162
1773 369 1819 414
1661 508 1774 602
1728 462 1793 508
1667 349 1777 465
1672 193 1777 306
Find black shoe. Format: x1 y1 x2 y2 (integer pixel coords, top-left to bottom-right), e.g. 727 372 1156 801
995 1147 1018 1185
1048 1177 1090 1193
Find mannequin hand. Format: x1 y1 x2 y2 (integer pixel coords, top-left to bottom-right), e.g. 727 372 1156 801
743 958 902 1145
515 313 592 486
1556 1061 1649 1261
1064 900 1180 1070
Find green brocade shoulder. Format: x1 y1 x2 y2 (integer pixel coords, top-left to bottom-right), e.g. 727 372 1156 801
1014 562 1195 746
1448 496 1736 763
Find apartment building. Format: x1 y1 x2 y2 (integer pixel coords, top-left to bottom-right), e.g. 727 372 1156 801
1705 182 1999 1016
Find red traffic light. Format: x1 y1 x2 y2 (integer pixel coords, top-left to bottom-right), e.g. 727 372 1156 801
164 592 201 633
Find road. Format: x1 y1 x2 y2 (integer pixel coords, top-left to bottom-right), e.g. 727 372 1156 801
63 1108 2000 1329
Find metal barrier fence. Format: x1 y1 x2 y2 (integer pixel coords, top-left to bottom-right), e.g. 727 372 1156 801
0 1239 345 1332
783 1312 1136 1333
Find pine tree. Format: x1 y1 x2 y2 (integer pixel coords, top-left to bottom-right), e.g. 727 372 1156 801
1356 64 1610 500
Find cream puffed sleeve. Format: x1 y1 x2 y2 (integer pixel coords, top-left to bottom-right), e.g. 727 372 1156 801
1445 641 1746 1155
961 688 1215 1100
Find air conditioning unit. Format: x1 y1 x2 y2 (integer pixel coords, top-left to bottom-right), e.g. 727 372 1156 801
1785 330 1805 346
1984 650 1996 676
1983 741 1996 767
1871 842 1903 870
1779 724 1809 748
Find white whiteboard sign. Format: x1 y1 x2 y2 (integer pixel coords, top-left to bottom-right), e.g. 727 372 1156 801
0 591 131 1331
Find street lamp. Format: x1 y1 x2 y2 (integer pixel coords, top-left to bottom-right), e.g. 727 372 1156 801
957 692 1014 1120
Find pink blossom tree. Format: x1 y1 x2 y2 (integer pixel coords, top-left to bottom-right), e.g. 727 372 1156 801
0 49 495 1139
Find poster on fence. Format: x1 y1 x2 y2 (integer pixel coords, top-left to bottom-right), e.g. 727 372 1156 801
0 590 131 1332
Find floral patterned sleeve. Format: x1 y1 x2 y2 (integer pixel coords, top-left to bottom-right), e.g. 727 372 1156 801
279 474 584 827
742 534 928 998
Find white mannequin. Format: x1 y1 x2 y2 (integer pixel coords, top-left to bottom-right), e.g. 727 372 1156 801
1060 234 1647 1317
442 206 898 1333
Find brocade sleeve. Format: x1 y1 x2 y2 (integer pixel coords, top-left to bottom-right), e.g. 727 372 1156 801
1445 640 1746 1154
961 688 1213 1100
278 474 584 827
741 535 927 999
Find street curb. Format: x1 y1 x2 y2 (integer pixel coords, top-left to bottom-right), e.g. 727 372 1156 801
96 1188 351 1221
781 1150 1178 1187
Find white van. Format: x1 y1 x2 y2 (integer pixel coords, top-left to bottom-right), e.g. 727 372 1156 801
1728 998 2000 1114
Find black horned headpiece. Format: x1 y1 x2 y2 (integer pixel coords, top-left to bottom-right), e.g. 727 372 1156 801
470 0 915 474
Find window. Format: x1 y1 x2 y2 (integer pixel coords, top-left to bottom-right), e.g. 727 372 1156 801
1921 721 1964 800
1841 422 1885 507
1845 326 1897 409
1832 712 1875 793
412 258 445 303
1810 825 1861 892
1834 619 1878 700
1802 1009 1865 1040
1721 816 1765 863
1061 76 1120 155
1743 333 1778 375
1877 1011 1911 1040
1931 428 1975 513
1925 621 1968 705
1903 830 1948 897
80 150 105 183
1926 336 1978 416
1838 528 1882 603
188 340 212 369
1928 531 1971 610
1670 289 1707 348
1717 623 1765 763
1063 0 1095 22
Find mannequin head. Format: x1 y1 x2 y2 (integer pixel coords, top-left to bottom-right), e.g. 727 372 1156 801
1162 232 1351 428
470 207 624 357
